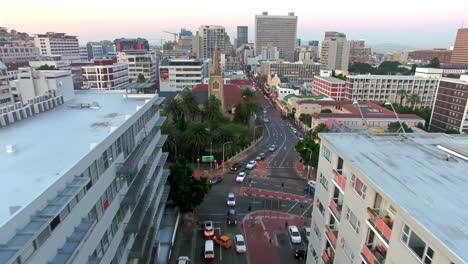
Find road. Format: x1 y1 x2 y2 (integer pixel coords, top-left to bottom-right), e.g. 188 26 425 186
169 86 312 264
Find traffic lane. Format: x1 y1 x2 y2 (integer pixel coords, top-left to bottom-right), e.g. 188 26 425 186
250 176 307 196
277 232 307 264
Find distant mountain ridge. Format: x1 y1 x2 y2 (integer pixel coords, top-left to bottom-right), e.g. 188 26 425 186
368 43 416 53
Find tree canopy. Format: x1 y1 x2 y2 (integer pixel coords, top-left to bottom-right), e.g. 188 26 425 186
136 73 146 83
349 61 414 75
387 122 413 133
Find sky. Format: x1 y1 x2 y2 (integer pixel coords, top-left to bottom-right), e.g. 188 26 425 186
1 0 467 50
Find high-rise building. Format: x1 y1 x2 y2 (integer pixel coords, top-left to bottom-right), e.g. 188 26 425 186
430 76 468 133
295 46 319 63
34 32 80 61
196 25 225 59
84 41 114 61
260 61 320 84
0 61 13 107
117 50 158 82
81 59 129 90
319 31 350 71
237 26 248 48
309 40 319 47
255 12 298 62
260 45 280 61
113 38 149 52
179 28 193 39
349 40 372 64
0 89 171 264
307 132 468 264
159 58 208 91
451 28 468 64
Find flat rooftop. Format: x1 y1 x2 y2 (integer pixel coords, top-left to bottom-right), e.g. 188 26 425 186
316 76 346 84
348 74 436 80
320 133 468 262
0 91 151 226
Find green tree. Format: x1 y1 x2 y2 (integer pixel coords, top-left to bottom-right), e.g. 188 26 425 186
183 122 209 158
180 92 200 121
203 95 224 127
445 129 460 134
349 62 374 74
136 73 146 83
295 138 320 168
407 93 421 109
320 109 332 113
165 98 184 121
429 57 440 68
37 64 57 70
410 64 417 75
314 123 329 133
299 114 312 127
168 157 211 213
397 89 408 106
387 122 413 133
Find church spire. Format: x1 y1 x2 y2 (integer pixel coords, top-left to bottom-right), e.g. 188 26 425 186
210 43 221 75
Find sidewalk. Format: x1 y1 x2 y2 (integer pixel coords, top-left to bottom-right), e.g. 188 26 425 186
239 187 313 203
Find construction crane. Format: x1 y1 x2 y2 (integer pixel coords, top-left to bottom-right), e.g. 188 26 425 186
162 31 178 43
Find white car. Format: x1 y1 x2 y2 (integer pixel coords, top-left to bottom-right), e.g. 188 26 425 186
263 110 267 113
246 160 257 169
264 118 270 123
304 227 311 243
236 172 246 183
177 256 191 264
288 226 302 244
227 193 236 206
235 234 247 253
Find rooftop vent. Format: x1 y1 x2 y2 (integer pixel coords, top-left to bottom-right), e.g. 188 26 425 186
5 144 14 154
69 102 100 109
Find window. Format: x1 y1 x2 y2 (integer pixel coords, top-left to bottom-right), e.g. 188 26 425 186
350 174 367 199
345 207 360 233
319 172 328 191
313 224 322 241
340 237 355 261
402 225 434 263
316 199 325 216
323 146 332 162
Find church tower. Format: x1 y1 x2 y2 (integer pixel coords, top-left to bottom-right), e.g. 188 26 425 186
208 44 225 110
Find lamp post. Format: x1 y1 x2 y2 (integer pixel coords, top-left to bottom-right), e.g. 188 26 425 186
385 101 406 134
303 147 313 180
222 141 233 171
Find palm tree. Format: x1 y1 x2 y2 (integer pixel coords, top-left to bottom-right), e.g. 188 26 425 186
183 122 209 159
408 94 421 110
397 89 408 106
203 95 223 127
181 92 200 121
165 99 183 121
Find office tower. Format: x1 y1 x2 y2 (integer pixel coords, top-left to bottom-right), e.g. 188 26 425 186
451 28 468 64
113 38 149 52
237 26 248 48
179 28 193 39
309 40 319 47
307 133 468 264
319 31 350 71
197 25 225 59
255 12 298 61
34 32 80 61
81 59 129 89
430 75 468 133
0 61 13 107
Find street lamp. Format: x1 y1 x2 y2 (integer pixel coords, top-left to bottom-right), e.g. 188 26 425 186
303 147 314 180
222 141 233 171
385 101 406 134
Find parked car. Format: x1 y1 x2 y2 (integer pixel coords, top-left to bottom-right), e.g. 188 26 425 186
235 234 247 253
268 144 277 152
227 209 237 224
258 152 265 159
213 235 233 248
288 226 302 244
177 256 191 264
264 118 270 123
230 162 242 171
263 109 267 113
246 160 257 169
294 248 307 260
204 240 215 259
210 176 222 184
227 193 236 206
236 172 246 183
304 227 311 243
203 221 214 237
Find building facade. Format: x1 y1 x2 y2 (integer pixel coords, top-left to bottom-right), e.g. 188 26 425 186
312 76 346 100
261 62 320 84
346 75 439 108
451 28 468 64
430 76 468 133
409 49 452 64
349 40 372 64
295 45 319 63
34 32 80 61
320 32 350 71
0 90 172 264
113 38 149 52
237 26 248 48
0 61 13 107
307 133 468 264
260 45 280 61
197 25 225 59
81 60 129 90
117 50 158 82
159 59 207 91
0 45 39 63
255 12 298 62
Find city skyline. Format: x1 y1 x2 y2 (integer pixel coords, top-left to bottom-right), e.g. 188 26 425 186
1 1 467 49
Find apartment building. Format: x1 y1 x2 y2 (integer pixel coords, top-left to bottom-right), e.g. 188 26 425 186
34 32 80 62
260 61 320 84
313 76 346 100
194 25 225 59
255 12 298 61
346 75 439 108
430 76 468 133
0 45 39 63
159 58 208 91
0 90 171 264
0 61 13 107
320 32 350 71
307 133 468 264
117 50 158 82
349 40 372 64
81 59 129 90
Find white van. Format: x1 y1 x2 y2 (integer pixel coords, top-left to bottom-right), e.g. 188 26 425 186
204 240 215 259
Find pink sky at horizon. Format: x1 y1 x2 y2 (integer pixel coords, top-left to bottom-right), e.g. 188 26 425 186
1 0 467 48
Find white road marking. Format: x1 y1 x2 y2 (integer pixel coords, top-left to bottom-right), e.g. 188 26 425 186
287 200 300 213
302 203 314 216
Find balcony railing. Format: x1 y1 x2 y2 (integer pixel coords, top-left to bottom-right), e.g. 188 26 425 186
329 199 342 220
367 208 392 244
325 225 338 248
322 250 334 263
361 245 386 264
332 169 346 191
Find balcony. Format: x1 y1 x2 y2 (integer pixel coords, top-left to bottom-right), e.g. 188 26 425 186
367 208 392 245
331 169 346 191
322 249 334 263
325 225 338 248
329 199 342 221
361 245 386 264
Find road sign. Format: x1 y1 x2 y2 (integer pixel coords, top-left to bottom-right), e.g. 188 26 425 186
201 156 214 162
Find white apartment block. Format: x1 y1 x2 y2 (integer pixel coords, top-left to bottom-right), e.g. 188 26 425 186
307 133 468 264
0 62 14 107
82 61 129 90
255 12 298 61
159 59 208 91
346 75 439 108
260 45 279 61
13 67 74 104
0 90 171 264
34 32 80 62
0 46 40 63
117 50 157 82
320 32 350 72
